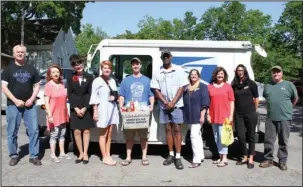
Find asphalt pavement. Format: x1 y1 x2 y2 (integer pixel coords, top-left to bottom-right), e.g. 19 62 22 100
1 105 302 186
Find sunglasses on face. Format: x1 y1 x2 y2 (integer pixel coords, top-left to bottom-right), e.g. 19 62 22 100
71 61 83 66
161 55 170 60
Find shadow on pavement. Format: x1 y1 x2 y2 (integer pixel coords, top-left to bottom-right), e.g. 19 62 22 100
18 136 49 161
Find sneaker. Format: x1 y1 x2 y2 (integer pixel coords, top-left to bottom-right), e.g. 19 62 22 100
9 158 18 166
29 158 42 166
174 158 184 170
259 160 273 168
50 155 60 163
163 155 174 166
279 163 287 171
59 154 73 160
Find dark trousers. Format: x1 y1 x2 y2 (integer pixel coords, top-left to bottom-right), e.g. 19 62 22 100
235 111 257 157
264 119 290 164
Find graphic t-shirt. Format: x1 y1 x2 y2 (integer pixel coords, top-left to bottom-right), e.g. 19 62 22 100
1 63 41 105
119 75 154 106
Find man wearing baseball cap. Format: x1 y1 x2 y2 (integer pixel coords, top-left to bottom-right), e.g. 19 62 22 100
260 65 298 171
118 57 154 166
150 50 188 170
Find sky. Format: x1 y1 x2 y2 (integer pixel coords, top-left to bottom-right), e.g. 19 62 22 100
81 2 287 37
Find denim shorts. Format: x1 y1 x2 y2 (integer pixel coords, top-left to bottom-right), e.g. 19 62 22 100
159 107 184 124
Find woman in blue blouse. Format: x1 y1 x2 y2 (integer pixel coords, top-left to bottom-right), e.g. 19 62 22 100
183 69 210 168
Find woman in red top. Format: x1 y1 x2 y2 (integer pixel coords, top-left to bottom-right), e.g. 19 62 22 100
207 67 235 167
44 65 72 163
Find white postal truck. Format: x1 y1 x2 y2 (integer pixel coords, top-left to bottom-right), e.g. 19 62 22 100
83 39 264 156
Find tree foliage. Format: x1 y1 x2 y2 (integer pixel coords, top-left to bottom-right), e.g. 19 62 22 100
1 1 87 53
112 1 302 82
75 24 108 56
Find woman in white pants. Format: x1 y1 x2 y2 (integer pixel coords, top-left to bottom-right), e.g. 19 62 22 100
183 69 210 168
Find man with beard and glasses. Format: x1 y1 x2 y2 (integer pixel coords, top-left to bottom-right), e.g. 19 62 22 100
260 66 298 171
150 50 188 170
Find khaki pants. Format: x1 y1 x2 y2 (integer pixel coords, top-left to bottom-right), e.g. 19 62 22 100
124 128 149 140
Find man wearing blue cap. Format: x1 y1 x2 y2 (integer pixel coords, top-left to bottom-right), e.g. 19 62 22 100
151 50 188 170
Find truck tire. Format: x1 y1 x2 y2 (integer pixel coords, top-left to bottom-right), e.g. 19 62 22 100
185 122 217 160
68 141 74 153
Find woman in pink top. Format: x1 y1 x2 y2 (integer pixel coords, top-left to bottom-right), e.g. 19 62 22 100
207 67 235 167
44 65 72 163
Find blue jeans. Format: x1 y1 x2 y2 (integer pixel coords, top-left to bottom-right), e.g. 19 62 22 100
6 105 39 159
212 124 228 155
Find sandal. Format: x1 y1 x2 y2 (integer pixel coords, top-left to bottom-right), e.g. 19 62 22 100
188 163 201 168
142 159 149 166
213 159 221 164
121 160 132 166
217 161 228 167
103 158 117 166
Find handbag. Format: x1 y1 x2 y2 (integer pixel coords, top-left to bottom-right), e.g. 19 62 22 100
101 77 119 103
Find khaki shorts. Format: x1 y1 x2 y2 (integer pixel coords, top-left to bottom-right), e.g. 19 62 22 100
124 128 149 140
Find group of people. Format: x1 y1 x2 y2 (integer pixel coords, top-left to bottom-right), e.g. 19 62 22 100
2 45 298 172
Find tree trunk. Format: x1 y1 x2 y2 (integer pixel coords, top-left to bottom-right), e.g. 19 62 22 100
21 8 25 45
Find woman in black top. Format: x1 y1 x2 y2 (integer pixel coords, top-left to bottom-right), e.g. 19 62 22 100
183 69 210 168
232 64 259 169
67 54 94 164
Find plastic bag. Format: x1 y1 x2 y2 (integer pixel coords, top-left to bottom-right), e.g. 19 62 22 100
221 118 234 146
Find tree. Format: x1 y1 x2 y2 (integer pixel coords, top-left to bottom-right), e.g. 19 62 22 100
1 1 87 53
75 24 109 56
135 15 174 39
271 1 302 56
114 30 138 39
173 11 198 40
198 2 272 41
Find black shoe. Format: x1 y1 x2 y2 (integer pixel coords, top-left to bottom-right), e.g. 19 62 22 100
75 158 83 164
9 158 18 166
29 158 42 166
163 155 174 166
174 158 184 170
83 160 89 164
247 163 254 169
279 163 287 171
236 160 248 165
259 160 274 168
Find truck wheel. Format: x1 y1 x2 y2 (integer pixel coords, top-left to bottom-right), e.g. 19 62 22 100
68 141 74 153
297 95 302 105
204 148 213 159
255 131 265 143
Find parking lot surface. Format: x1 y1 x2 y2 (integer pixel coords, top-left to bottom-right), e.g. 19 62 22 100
1 106 302 186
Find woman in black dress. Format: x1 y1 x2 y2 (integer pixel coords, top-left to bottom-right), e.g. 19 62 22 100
67 54 94 164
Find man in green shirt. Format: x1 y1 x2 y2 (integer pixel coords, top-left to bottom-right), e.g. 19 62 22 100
260 66 298 171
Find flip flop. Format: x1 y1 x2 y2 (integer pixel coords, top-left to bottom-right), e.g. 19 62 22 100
142 159 149 166
188 163 201 168
121 160 132 166
217 161 228 167
213 159 221 164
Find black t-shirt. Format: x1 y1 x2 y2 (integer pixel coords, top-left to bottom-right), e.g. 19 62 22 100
1 63 41 106
233 79 259 114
